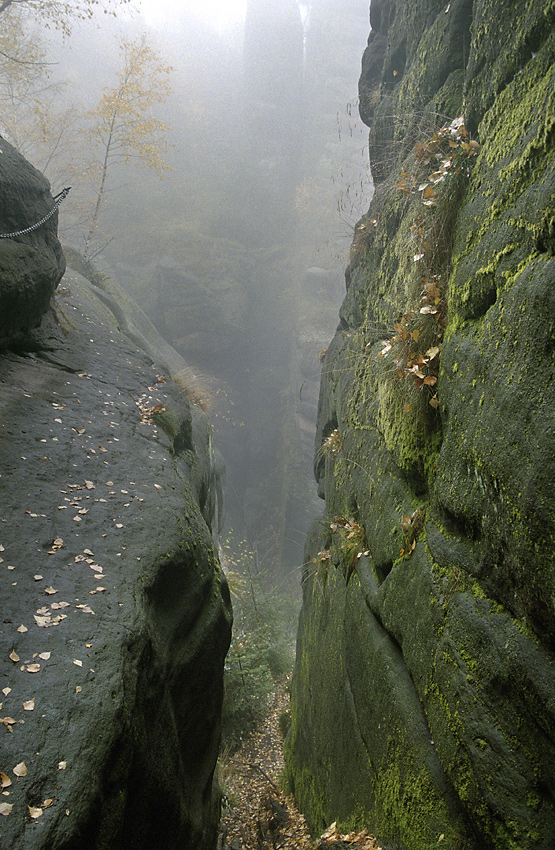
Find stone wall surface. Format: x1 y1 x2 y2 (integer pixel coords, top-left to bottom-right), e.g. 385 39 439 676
286 2 555 849
0 136 65 344
0 234 231 847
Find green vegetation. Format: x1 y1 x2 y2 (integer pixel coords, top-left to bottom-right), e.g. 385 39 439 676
220 534 297 751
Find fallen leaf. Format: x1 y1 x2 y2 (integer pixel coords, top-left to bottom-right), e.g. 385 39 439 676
0 802 13 816
42 798 53 808
26 664 40 673
85 480 95 490
28 805 42 819
45 587 57 595
73 659 83 667
154 484 162 490
2 717 17 727
83 548 94 556
0 772 11 789
58 761 67 770
2 688 11 696
23 699 35 711
34 616 50 627
38 652 51 660
9 650 19 663
13 762 27 777
33 575 43 581
75 686 82 694
17 625 28 633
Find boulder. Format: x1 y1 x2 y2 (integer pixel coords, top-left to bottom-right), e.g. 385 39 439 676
0 136 65 344
0 269 232 850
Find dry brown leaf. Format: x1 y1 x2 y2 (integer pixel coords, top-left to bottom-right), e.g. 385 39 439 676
28 805 42 819
23 699 35 711
45 587 57 595
58 761 67 770
26 664 40 673
9 650 19 663
0 802 13 816
39 652 51 660
1 717 16 727
13 762 27 777
17 625 28 633
0 772 12 789
2 688 11 696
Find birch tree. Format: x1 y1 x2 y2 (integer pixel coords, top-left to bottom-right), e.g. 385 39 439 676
0 0 131 35
82 34 173 259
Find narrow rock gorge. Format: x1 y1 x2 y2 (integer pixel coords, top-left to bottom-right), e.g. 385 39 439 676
0 137 232 850
286 1 555 848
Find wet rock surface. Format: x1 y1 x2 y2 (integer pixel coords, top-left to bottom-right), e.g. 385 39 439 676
0 136 65 344
0 270 231 849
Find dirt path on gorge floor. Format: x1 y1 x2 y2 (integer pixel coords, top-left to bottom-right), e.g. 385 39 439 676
217 681 383 850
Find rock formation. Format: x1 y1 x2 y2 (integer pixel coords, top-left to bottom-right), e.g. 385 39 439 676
0 141 231 849
0 137 65 345
286 1 555 848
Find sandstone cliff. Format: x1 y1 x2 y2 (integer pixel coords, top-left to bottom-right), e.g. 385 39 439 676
0 138 232 850
286 2 555 848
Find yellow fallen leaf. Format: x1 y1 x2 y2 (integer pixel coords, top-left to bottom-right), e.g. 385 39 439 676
73 659 83 667
75 686 82 694
2 718 17 727
26 664 41 673
13 762 27 777
58 761 67 770
42 798 53 808
85 480 95 490
34 574 43 581
23 699 35 711
28 805 42 819
0 802 13 816
38 652 51 660
34 615 50 627
9 650 19 663
2 688 11 696
0 772 12 789
45 587 57 595
17 625 28 633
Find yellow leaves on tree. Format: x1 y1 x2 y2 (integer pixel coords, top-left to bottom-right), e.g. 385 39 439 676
83 34 173 259
0 1 132 37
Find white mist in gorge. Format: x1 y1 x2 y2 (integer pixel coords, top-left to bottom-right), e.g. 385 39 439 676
139 0 247 32
0 0 371 586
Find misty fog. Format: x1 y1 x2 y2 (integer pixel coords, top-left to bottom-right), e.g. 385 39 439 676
0 0 372 590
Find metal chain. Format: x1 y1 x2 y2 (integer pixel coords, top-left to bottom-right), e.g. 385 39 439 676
0 187 71 239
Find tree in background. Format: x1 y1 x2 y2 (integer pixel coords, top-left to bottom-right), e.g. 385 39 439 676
82 34 173 259
0 0 131 34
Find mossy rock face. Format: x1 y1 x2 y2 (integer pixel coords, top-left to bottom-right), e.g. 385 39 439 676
287 1 555 848
0 137 65 344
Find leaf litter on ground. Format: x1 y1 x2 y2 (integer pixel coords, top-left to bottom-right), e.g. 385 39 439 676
219 680 382 850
